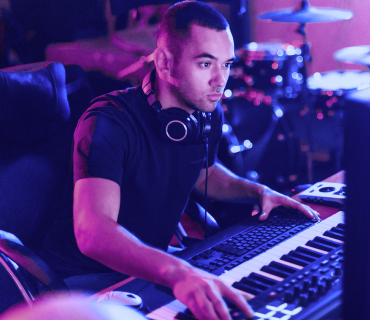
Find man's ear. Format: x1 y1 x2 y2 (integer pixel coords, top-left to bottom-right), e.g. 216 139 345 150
154 47 174 79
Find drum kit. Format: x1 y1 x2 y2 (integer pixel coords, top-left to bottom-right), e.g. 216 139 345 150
220 0 367 192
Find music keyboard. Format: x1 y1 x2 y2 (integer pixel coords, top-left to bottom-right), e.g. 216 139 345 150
146 211 344 320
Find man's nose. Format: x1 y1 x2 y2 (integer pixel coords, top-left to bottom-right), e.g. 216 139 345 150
210 66 228 88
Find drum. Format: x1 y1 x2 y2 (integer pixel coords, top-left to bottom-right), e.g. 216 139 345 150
229 42 305 98
307 71 370 112
217 97 301 193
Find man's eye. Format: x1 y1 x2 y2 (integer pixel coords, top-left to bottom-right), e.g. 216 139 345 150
201 62 210 67
225 62 233 68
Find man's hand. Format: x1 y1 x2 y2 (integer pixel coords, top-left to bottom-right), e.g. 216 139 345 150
258 186 320 221
172 268 254 320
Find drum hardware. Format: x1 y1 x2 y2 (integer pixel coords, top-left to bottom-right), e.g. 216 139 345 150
259 0 354 96
257 0 354 184
307 71 370 117
259 0 353 23
232 43 305 99
334 46 370 67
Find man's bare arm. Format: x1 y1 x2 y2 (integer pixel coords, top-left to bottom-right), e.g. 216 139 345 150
73 177 254 320
194 162 319 221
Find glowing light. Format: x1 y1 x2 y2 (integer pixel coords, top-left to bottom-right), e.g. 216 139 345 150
313 72 321 79
276 75 283 83
253 99 261 106
247 42 258 50
274 107 284 118
296 56 303 63
327 91 333 97
289 174 297 181
249 171 259 179
317 113 324 120
272 62 278 70
277 134 284 141
295 48 302 55
277 50 284 57
270 77 277 84
250 90 257 98
256 92 264 101
292 72 298 79
224 89 232 98
332 97 338 103
286 45 295 55
263 96 272 105
243 140 253 149
222 124 230 133
230 145 242 153
243 76 252 84
286 86 293 93
326 100 333 107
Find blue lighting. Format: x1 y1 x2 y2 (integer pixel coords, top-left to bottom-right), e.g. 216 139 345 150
222 124 231 133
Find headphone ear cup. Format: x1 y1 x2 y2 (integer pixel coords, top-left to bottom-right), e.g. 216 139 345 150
156 108 199 145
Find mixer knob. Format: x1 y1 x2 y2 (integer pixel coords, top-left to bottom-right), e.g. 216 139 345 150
299 293 309 307
294 284 302 297
308 287 318 301
284 290 294 303
333 266 342 276
318 282 327 295
311 273 319 286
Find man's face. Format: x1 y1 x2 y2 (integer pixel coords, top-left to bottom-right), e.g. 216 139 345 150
170 24 235 113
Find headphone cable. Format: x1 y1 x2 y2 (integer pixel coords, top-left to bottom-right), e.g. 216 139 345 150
204 136 209 239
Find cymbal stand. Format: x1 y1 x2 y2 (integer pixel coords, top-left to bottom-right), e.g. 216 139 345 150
295 10 316 183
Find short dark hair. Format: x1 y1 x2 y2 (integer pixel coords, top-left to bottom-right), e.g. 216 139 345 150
157 1 229 58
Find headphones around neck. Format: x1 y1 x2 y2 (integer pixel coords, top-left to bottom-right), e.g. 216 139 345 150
142 70 211 145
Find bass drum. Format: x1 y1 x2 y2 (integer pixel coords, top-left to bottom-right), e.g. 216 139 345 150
217 97 301 193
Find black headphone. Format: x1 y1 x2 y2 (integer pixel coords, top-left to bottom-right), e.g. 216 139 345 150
142 70 211 145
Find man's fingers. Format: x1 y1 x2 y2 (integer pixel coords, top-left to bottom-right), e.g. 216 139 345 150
188 291 221 320
235 288 255 301
207 289 232 320
288 198 320 219
218 282 254 318
258 211 269 221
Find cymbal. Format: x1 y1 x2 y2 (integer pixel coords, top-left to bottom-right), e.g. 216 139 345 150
334 46 370 66
259 5 353 23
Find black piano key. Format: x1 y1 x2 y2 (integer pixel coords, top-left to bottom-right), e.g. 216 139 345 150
313 236 341 248
280 254 309 267
306 240 335 252
260 265 292 279
288 250 317 263
269 261 298 274
296 246 324 258
232 281 262 296
175 310 195 320
331 226 345 235
323 230 345 242
240 277 270 291
337 223 345 230
249 272 279 286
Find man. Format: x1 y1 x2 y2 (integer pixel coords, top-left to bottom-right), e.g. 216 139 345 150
44 2 319 319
